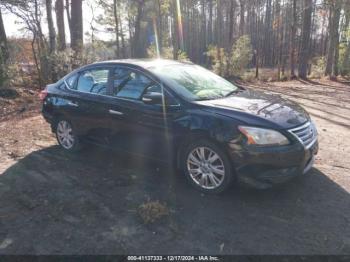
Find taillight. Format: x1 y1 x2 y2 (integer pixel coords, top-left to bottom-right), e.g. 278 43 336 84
39 88 48 101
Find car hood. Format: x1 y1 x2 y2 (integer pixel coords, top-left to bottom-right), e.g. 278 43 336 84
195 89 309 129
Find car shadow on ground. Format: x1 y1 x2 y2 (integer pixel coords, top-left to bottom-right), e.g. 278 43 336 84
0 145 349 254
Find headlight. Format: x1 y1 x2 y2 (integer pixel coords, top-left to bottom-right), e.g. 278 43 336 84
238 126 290 146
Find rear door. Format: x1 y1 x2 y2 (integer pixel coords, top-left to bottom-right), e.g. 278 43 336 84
64 66 113 142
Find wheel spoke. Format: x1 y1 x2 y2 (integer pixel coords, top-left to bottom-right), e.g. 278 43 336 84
211 165 225 176
189 153 201 166
62 138 68 147
57 123 63 133
189 168 201 177
67 136 74 144
208 152 219 163
208 174 219 187
204 175 209 187
195 148 203 161
211 173 221 184
199 175 205 186
200 147 206 160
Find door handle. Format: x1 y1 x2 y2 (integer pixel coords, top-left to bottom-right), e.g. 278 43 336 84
109 109 124 115
68 101 78 107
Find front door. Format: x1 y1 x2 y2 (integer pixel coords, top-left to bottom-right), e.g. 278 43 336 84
106 66 182 161
135 84 182 161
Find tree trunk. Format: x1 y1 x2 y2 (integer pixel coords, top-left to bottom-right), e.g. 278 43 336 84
325 0 341 77
70 0 83 67
0 8 9 63
55 0 66 51
157 0 163 54
119 9 125 58
0 8 8 86
298 0 312 79
33 0 49 84
171 0 178 59
113 0 120 58
341 8 350 75
320 11 326 56
290 0 297 79
200 0 206 64
46 0 57 82
255 49 259 79
208 0 213 45
217 0 223 75
128 15 133 57
31 33 43 88
239 0 245 36
276 0 283 81
333 3 342 76
132 0 145 58
46 0 56 54
263 0 272 66
65 0 71 35
229 0 235 45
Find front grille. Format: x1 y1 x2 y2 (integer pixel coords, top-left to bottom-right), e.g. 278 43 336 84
289 121 317 148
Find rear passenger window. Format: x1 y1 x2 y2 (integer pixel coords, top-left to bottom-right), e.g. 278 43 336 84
65 74 78 89
112 67 153 100
76 68 109 95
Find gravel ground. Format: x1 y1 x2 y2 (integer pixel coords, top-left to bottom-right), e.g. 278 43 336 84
0 79 349 255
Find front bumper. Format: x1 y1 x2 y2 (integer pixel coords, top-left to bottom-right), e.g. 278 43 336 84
228 139 319 189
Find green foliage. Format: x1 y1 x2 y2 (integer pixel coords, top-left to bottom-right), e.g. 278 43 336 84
205 45 229 77
49 49 73 79
339 43 350 76
147 43 166 59
310 56 326 78
5 63 34 87
0 53 6 88
206 36 253 77
147 43 189 62
158 0 170 15
0 71 6 88
49 41 113 80
230 35 253 75
177 49 189 61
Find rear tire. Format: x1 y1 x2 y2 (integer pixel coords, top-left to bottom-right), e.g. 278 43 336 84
181 139 234 194
55 119 83 152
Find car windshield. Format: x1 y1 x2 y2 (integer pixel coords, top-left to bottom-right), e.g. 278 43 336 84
149 64 239 101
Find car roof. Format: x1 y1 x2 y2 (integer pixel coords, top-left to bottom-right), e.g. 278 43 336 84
92 58 193 69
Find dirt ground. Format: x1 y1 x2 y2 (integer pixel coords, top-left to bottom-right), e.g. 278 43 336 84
0 79 349 254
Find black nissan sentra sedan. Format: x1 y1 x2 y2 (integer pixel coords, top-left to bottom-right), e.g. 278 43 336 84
41 59 318 193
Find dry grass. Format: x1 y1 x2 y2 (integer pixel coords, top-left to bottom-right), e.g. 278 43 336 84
138 200 169 224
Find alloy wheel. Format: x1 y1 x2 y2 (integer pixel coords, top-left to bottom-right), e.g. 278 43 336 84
56 120 75 149
186 146 225 189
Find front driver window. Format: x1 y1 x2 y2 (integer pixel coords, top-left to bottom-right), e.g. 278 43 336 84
143 84 178 106
144 84 162 94
112 68 153 100
76 68 109 95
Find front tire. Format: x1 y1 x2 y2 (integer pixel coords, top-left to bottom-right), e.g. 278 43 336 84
182 139 234 194
55 119 82 152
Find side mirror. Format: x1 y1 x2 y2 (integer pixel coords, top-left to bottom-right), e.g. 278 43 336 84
142 92 163 105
